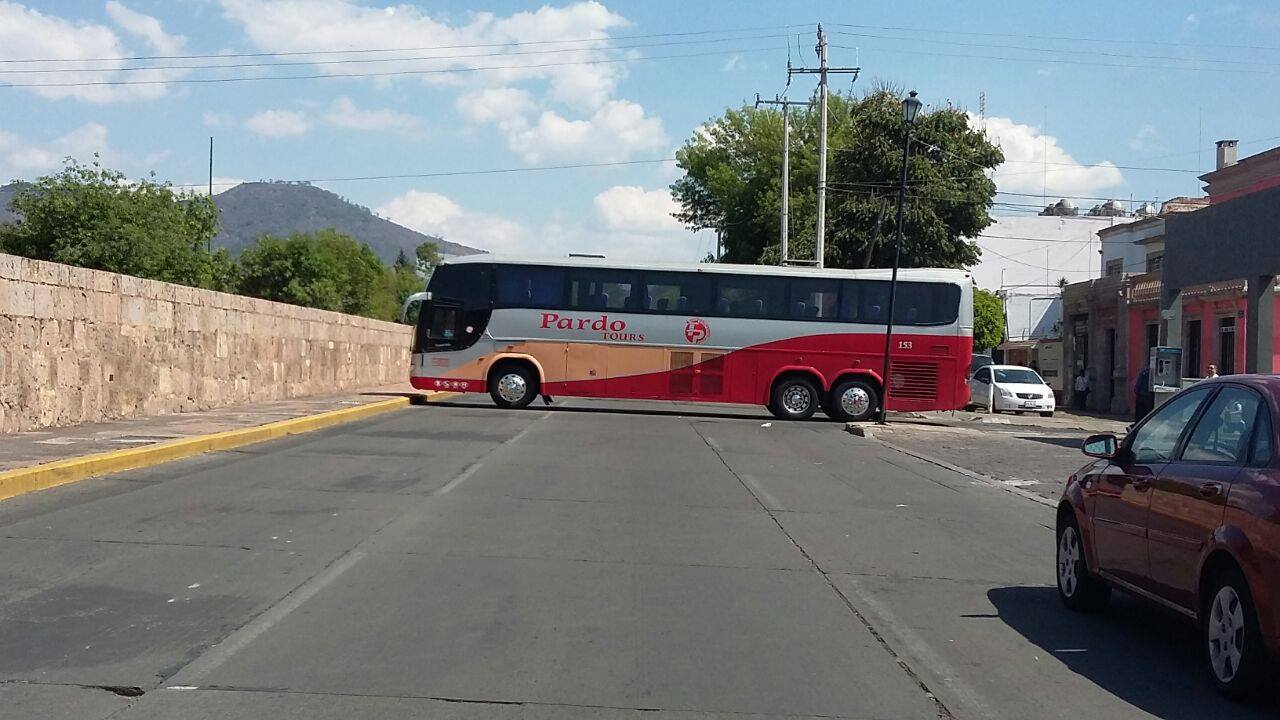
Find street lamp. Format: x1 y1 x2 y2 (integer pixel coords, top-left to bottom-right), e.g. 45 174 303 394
877 91 922 425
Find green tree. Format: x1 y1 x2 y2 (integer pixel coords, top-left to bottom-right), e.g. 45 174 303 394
235 229 385 316
415 241 441 273
368 248 427 322
672 89 1002 269
0 158 222 287
973 288 1005 352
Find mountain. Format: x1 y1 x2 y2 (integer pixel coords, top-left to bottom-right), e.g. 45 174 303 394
0 183 24 225
0 181 483 262
211 182 482 261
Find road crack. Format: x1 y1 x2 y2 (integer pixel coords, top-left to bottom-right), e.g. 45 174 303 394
689 419 957 720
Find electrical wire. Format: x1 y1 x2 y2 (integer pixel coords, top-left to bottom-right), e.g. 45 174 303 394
828 22 1280 53
0 23 812 64
0 46 783 89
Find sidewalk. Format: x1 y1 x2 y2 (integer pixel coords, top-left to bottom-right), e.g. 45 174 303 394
0 384 423 473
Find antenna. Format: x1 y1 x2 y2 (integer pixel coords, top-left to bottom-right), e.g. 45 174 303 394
978 92 986 132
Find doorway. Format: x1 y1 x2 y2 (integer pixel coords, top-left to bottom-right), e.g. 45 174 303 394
1185 319 1201 377
1105 328 1117 408
1218 316 1236 375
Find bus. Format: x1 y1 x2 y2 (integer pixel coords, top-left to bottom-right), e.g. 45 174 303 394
410 255 973 421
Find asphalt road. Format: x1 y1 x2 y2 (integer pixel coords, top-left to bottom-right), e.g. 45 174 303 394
0 397 1272 719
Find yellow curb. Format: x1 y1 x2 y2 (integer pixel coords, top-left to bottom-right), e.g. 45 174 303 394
0 395 437 502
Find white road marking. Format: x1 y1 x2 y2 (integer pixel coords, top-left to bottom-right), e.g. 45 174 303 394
432 410 551 497
169 550 367 685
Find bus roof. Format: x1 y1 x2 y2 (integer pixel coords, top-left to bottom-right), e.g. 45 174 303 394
443 254 972 284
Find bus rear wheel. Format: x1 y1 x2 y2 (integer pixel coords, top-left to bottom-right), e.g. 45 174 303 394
489 363 538 409
827 378 879 423
768 376 819 421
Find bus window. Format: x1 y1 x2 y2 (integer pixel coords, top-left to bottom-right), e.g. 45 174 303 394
568 269 641 311
715 276 787 318
789 278 840 320
643 272 712 314
495 265 565 308
840 280 960 325
426 263 491 309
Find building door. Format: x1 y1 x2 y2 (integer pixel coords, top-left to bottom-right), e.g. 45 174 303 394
1146 323 1160 354
1185 319 1202 377
1218 317 1236 375
1105 328 1117 408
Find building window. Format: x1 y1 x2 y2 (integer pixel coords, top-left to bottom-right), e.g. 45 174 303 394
1105 259 1123 276
1146 253 1163 273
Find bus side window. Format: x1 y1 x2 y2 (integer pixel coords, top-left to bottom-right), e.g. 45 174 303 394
715 276 786 319
642 272 712 315
790 279 839 320
495 265 565 308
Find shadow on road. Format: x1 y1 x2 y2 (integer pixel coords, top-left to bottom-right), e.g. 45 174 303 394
416 399 780 423
1017 435 1085 449
988 586 1277 719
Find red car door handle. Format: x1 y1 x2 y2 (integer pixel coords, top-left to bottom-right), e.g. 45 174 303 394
1198 482 1223 498
1132 478 1152 490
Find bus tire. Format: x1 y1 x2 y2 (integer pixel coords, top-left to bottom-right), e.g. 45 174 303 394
488 363 538 409
827 378 879 423
768 375 820 421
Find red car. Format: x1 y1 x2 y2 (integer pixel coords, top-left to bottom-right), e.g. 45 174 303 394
1056 374 1280 699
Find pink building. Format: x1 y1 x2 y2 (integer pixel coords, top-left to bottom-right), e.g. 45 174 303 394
1061 141 1280 415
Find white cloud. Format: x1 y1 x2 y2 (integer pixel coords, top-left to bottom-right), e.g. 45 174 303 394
721 54 743 72
203 112 235 129
378 187 709 261
456 87 536 127
378 190 531 254
104 0 185 54
506 100 666 163
323 97 422 135
1184 12 1199 23
218 0 628 110
0 1 187 103
0 123 113 181
246 109 311 138
593 186 680 233
1127 124 1161 152
975 114 1126 196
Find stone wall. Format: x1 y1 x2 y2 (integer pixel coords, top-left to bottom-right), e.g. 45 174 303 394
0 253 412 434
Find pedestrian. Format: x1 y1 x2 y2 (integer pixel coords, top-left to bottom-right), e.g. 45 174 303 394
1134 365 1154 423
1206 363 1219 379
1073 369 1090 411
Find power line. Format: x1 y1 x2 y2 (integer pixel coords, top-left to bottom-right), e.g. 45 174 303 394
0 46 782 89
170 157 678 190
829 22 1280 53
830 29 1280 69
0 23 811 64
0 33 792 76
829 43 1280 77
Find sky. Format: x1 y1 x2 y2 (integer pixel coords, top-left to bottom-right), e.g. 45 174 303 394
2 0 1279 265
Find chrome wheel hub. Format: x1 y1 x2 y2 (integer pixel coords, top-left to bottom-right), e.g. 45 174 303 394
1208 586 1246 683
782 385 812 414
1058 527 1079 597
840 386 871 417
496 373 528 404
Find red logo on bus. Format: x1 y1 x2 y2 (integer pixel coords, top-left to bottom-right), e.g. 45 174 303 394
684 318 709 344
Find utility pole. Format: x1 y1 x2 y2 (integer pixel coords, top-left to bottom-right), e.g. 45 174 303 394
208 136 214 252
789 25 859 268
755 94 813 266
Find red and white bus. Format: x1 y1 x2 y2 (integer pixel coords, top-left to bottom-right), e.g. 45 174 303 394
410 256 973 421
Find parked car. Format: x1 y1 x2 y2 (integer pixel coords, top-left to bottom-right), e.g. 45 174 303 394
968 353 994 379
1055 375 1280 699
967 364 1055 417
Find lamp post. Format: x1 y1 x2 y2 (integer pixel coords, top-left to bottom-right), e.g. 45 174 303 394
877 90 923 425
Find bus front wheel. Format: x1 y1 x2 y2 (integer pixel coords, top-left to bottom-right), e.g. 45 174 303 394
768 376 820 421
489 363 538 409
826 378 879 423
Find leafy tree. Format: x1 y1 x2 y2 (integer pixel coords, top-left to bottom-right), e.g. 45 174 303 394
235 229 385 315
415 241 441 273
0 158 222 287
973 288 1005 352
672 89 1002 269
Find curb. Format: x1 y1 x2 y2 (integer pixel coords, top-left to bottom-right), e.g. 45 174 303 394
0 395 426 502
845 425 1056 509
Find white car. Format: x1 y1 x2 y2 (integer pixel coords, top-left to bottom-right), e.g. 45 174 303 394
968 364 1056 417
